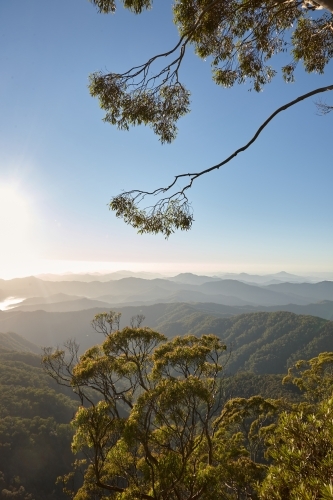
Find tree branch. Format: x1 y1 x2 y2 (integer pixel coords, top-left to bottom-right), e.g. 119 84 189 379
171 82 333 183
110 83 333 237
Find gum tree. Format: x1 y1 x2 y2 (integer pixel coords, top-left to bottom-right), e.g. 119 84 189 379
86 0 333 236
259 352 333 500
43 312 274 500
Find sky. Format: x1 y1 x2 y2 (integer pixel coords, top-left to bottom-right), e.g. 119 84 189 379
0 0 333 279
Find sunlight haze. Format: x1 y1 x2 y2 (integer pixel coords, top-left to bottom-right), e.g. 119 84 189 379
0 0 332 279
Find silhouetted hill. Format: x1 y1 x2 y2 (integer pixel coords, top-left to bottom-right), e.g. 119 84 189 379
37 270 164 281
2 276 333 308
0 331 41 353
16 297 115 312
167 273 221 285
266 281 333 301
217 271 317 284
199 280 312 305
22 292 83 305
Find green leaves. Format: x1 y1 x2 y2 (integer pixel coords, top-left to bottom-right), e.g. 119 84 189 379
109 194 194 238
260 397 333 500
89 0 152 14
259 353 333 499
46 321 235 499
292 15 333 74
88 0 116 13
152 334 225 379
44 310 333 500
283 351 333 403
89 72 191 144
87 0 333 236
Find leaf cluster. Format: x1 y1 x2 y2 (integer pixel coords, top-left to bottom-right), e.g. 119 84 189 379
109 195 193 238
89 0 333 141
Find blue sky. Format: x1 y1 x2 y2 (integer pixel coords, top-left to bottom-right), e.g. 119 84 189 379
0 0 332 278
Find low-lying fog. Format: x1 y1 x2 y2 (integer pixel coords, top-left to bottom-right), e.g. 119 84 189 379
0 297 25 310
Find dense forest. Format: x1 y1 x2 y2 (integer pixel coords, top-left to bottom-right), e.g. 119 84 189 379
0 346 79 499
2 307 333 366
1 308 333 499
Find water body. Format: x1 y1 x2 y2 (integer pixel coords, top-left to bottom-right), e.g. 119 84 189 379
0 297 25 310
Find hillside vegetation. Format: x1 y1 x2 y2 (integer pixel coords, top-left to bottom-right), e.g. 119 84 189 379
155 310 333 374
0 345 79 499
0 331 41 353
2 307 332 375
1 304 333 499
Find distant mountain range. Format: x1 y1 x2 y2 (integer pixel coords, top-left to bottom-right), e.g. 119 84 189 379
1 272 333 375
34 270 325 285
215 271 319 284
36 270 165 282
1 274 333 312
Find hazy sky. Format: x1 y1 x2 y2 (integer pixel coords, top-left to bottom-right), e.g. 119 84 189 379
1 0 333 279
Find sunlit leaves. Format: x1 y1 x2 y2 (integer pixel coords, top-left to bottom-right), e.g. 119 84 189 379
292 15 333 73
283 351 333 402
260 397 333 500
71 401 122 452
46 323 237 499
109 193 194 238
152 334 225 379
259 352 333 499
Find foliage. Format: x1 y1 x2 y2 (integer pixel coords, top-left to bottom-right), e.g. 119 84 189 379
42 309 333 499
85 0 333 235
0 349 79 500
44 317 278 499
259 352 333 499
88 0 333 141
153 310 333 375
283 351 333 403
259 398 333 500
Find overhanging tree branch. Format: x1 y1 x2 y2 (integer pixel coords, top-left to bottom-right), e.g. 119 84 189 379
110 83 333 237
89 0 333 144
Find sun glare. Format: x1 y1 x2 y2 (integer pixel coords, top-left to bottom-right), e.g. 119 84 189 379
0 185 36 278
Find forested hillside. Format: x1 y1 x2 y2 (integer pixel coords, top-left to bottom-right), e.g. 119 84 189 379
0 331 41 353
156 310 333 374
1 305 333 499
1 308 332 375
41 321 333 500
0 346 80 499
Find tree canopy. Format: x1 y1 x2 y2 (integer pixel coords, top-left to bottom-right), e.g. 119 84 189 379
86 0 333 236
0 349 79 499
43 315 276 500
42 311 333 499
